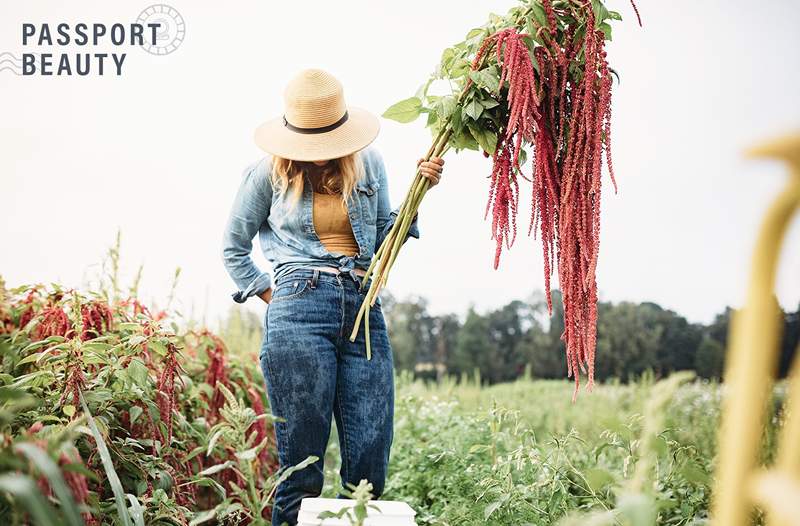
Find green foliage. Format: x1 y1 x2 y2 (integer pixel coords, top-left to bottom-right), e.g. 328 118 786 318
317 479 380 526
0 273 311 525
386 373 782 525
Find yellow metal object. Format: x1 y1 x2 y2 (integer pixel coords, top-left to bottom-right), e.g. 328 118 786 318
710 132 800 526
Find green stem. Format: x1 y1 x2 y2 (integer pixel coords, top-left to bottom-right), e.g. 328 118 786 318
370 132 452 301
365 308 371 360
359 126 449 289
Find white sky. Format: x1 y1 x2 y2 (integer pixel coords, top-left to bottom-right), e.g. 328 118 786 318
2 1 800 327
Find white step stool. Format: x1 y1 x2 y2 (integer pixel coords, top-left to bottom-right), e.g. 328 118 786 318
297 497 417 526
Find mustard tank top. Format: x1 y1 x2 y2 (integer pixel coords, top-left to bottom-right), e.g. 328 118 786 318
312 192 359 256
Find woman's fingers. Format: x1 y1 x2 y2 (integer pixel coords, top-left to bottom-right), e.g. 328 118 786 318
418 156 444 186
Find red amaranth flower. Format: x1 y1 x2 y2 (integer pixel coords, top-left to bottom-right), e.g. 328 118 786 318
34 306 72 340
79 300 113 341
17 289 39 329
156 342 185 444
59 360 86 409
484 136 520 269
202 332 231 421
472 4 620 398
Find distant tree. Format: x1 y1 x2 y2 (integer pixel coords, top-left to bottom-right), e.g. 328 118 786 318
483 300 532 383
384 295 433 372
376 289 797 386
695 335 725 379
432 314 460 381
595 302 661 381
641 302 703 375
452 307 492 380
523 290 568 379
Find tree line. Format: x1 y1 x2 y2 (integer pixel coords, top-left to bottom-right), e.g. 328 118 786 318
382 290 800 384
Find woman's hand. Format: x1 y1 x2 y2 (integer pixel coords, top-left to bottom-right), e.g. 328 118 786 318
259 288 273 304
418 156 445 187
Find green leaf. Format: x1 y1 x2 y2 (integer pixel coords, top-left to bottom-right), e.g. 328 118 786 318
599 22 613 41
484 494 509 520
450 58 472 78
198 460 234 477
593 0 611 23
414 77 433 100
530 3 548 28
382 97 423 123
434 95 458 123
269 455 319 493
463 99 484 121
189 508 218 526
129 405 143 425
679 461 711 485
16 351 47 366
608 10 623 21
425 110 438 128
465 27 483 40
80 392 134 526
192 477 227 500
15 443 84 526
0 385 33 401
451 127 479 152
450 103 465 134
207 428 225 456
127 358 149 387
468 123 498 155
127 494 146 526
147 340 168 357
439 47 455 71
584 467 615 491
469 68 500 93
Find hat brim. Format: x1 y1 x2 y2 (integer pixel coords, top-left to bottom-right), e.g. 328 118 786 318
254 106 380 162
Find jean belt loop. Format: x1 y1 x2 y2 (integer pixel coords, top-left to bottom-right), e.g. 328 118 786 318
310 269 319 289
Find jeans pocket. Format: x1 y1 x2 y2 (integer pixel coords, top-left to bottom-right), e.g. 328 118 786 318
270 278 312 303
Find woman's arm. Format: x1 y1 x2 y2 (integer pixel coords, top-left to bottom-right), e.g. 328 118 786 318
221 158 273 304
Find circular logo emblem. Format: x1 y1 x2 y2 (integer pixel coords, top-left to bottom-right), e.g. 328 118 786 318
136 4 185 55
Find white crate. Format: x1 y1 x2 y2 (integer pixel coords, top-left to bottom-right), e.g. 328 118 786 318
297 497 417 526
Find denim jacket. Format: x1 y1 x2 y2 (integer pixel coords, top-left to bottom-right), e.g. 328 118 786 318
221 146 419 303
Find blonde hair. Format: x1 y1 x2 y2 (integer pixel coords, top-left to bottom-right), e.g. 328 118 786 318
270 152 365 210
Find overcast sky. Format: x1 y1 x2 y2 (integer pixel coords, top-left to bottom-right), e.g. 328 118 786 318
2 1 800 327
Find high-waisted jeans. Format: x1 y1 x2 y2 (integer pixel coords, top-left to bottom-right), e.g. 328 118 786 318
258 268 394 526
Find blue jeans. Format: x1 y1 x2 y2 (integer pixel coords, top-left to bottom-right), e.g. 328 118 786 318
259 268 394 526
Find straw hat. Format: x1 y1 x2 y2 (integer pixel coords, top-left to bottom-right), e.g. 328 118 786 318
254 68 380 162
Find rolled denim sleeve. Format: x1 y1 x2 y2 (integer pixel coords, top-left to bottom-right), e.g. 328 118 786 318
372 149 420 251
221 159 273 304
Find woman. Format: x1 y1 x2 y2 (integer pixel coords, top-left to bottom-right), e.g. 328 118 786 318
221 68 444 526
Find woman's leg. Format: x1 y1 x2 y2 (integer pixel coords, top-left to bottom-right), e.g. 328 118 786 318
260 273 342 526
335 284 395 498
